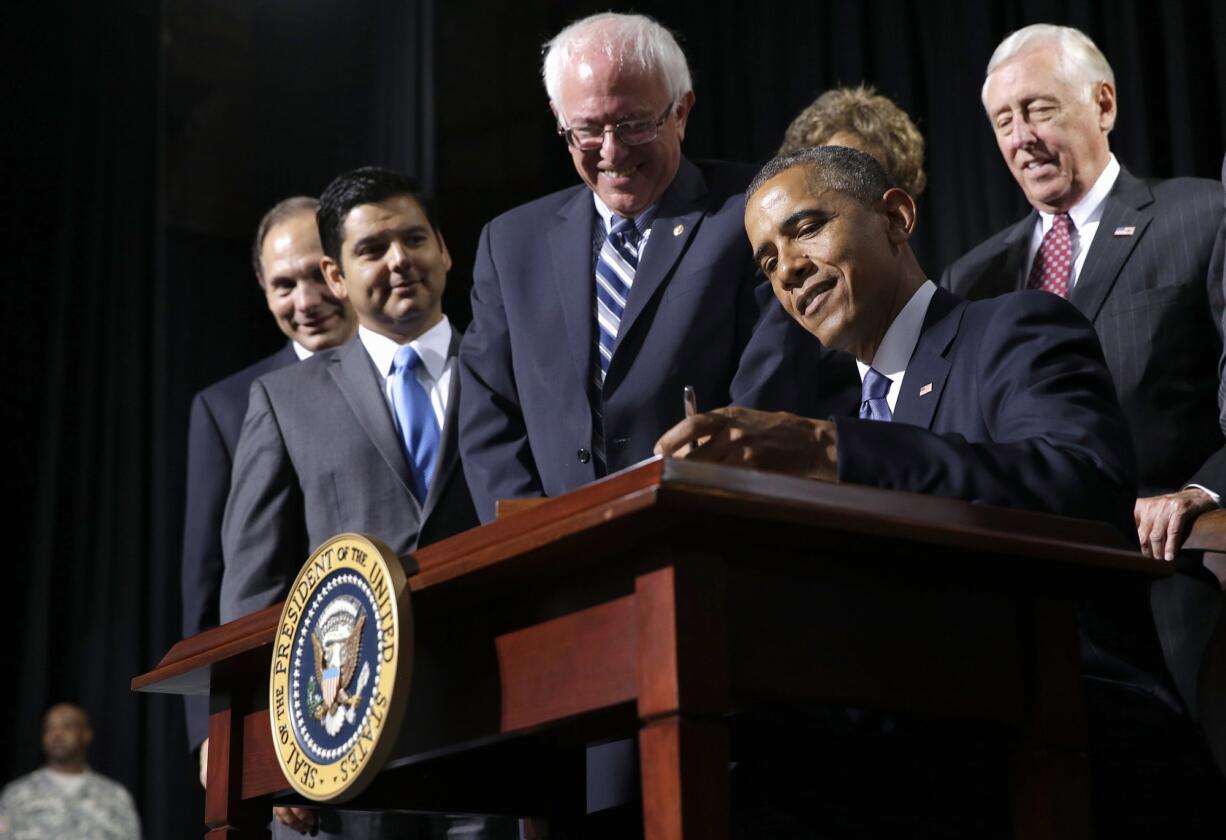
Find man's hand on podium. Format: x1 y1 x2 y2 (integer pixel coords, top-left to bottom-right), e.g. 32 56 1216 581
1135 487 1217 561
274 806 318 834
655 406 839 480
201 736 318 834
198 737 208 788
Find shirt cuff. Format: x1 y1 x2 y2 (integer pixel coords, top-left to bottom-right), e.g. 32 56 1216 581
1185 484 1223 506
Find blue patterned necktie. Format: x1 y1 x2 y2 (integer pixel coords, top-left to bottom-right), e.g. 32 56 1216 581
859 367 893 422
593 210 654 383
389 345 440 503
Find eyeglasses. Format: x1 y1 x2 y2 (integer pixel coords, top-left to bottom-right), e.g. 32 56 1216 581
557 104 675 151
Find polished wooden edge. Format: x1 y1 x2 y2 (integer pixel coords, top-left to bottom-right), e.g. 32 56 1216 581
1184 508 1226 553
137 457 1171 694
494 498 550 519
654 473 1166 577
131 604 281 691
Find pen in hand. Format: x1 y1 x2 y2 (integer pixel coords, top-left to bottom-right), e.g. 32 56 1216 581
683 385 698 418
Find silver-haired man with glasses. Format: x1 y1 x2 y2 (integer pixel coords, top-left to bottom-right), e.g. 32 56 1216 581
459 14 783 830
459 11 780 525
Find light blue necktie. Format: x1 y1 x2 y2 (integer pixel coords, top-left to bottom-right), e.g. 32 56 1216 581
859 367 893 422
389 345 440 503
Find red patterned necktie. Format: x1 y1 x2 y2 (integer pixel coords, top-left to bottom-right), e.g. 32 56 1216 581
1027 212 1075 298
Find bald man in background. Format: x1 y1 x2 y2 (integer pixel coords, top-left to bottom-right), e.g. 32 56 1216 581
180 196 355 778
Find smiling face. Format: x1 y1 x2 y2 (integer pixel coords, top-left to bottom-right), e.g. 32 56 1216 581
745 165 914 363
322 194 451 343
554 52 693 218
259 211 356 351
983 47 1115 214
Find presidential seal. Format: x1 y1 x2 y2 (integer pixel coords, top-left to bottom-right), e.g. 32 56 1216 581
269 533 413 802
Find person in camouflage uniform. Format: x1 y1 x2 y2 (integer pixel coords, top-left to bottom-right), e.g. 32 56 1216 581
0 704 139 840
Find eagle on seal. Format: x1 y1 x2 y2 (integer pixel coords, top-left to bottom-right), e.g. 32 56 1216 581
311 610 365 721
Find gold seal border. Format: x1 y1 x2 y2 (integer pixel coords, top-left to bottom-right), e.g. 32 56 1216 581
268 532 413 803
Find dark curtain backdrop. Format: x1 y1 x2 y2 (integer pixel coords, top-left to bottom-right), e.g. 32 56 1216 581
3 2 1223 839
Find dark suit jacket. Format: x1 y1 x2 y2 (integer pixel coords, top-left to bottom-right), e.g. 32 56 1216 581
831 287 1178 704
180 343 297 749
459 158 773 522
941 166 1226 718
835 287 1137 533
941 166 1226 498
219 331 476 624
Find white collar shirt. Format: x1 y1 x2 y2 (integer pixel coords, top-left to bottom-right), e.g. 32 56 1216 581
358 317 453 429
593 193 657 252
1026 154 1121 289
855 280 938 413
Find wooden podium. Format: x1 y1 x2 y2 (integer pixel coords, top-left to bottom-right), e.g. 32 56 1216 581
134 458 1170 839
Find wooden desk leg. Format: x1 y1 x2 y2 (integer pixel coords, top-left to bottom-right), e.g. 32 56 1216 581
205 688 269 838
636 559 731 840
1010 597 1092 840
640 716 730 840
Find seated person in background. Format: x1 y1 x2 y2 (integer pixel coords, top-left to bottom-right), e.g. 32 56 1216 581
0 704 140 840
660 144 1135 532
659 144 1224 835
779 83 926 198
737 83 928 418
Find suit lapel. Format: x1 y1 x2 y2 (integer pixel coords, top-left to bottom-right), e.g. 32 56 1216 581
328 339 418 505
549 189 599 389
893 288 963 429
981 216 1034 296
421 330 462 522
610 159 706 373
1069 168 1154 322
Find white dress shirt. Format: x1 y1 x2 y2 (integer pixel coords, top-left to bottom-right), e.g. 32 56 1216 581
593 193 656 253
854 280 938 413
1025 154 1121 290
291 341 313 361
357 317 454 430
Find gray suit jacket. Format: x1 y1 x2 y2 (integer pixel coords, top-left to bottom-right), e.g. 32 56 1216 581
220 330 476 623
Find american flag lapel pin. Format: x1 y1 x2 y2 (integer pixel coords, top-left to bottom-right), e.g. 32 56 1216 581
919 383 933 396
1113 226 1135 236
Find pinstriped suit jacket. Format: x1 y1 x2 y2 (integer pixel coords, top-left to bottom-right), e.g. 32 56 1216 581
941 166 1225 499
941 164 1226 720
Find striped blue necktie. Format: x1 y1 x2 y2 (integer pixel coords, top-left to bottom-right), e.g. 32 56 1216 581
594 211 653 382
389 345 440 503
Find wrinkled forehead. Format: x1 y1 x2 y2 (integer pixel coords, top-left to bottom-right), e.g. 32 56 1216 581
985 47 1080 107
556 50 667 112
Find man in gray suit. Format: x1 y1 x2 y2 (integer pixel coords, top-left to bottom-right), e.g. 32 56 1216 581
220 167 494 838
221 167 475 621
